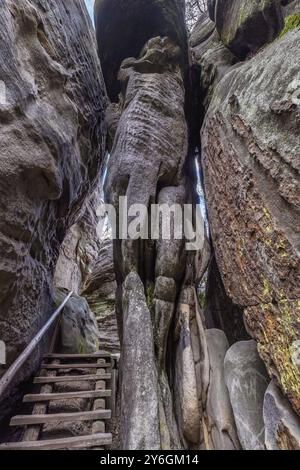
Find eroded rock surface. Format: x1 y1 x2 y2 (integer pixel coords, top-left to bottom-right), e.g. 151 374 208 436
204 329 240 450
0 0 107 416
215 0 284 58
94 0 187 101
264 381 300 450
224 340 270 450
56 289 100 354
202 29 300 415
121 272 160 450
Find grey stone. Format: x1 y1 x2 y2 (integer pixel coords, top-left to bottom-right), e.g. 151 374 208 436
190 11 215 48
154 277 177 303
95 0 187 100
224 340 270 450
191 26 237 111
56 290 100 354
215 0 284 59
121 272 160 450
0 0 107 419
264 381 300 450
208 0 217 21
205 329 240 450
282 0 300 16
201 29 300 415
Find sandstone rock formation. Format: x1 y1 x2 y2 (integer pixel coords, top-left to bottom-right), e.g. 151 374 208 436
54 182 120 353
215 0 284 58
224 340 270 450
94 0 188 101
95 0 213 450
0 0 107 417
55 289 100 354
264 381 300 450
121 272 160 450
201 29 300 416
0 0 299 451
204 329 240 450
82 237 119 353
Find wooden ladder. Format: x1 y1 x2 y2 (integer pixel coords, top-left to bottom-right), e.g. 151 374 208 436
0 352 113 450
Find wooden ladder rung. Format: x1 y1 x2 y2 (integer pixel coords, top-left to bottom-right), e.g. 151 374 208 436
40 363 110 369
34 373 111 384
23 389 112 403
44 353 111 359
10 410 111 427
0 433 112 450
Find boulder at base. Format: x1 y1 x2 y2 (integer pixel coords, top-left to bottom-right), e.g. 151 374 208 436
56 289 100 354
264 381 300 450
224 340 270 450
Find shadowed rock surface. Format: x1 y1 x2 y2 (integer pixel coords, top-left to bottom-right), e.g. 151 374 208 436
94 0 188 101
215 0 284 58
0 0 299 451
204 329 240 450
55 289 100 354
0 0 107 419
121 272 160 450
202 29 300 415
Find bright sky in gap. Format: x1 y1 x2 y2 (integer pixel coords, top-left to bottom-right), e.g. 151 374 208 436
85 0 95 25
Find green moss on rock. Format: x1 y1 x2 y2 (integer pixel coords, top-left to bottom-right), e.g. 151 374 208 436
280 13 300 38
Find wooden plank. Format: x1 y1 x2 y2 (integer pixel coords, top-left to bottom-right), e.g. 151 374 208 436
41 363 110 369
23 389 112 403
44 353 110 359
0 433 112 450
34 373 111 384
10 410 111 427
23 359 59 442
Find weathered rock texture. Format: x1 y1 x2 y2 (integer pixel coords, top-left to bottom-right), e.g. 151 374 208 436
202 29 300 416
224 340 269 450
264 381 300 450
190 12 237 111
121 272 160 450
215 0 284 58
54 188 104 295
95 0 216 449
282 0 300 16
0 0 107 416
94 0 187 101
55 184 119 353
55 289 100 354
204 257 249 345
82 237 119 353
204 329 240 449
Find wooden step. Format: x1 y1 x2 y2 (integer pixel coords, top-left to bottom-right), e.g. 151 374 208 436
10 410 111 427
41 363 110 370
44 353 111 359
23 389 111 403
34 373 111 384
0 433 112 450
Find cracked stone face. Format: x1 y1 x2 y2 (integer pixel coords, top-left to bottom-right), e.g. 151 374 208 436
0 0 107 416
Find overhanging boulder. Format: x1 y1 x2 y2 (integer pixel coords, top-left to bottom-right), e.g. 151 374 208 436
94 0 187 101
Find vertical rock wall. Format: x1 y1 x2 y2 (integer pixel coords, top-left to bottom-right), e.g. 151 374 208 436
192 0 300 446
0 0 107 416
95 0 215 450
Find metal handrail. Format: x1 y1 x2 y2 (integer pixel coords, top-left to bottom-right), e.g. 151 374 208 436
0 291 73 397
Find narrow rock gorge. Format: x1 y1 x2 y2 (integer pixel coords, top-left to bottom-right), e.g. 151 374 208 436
0 0 299 452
